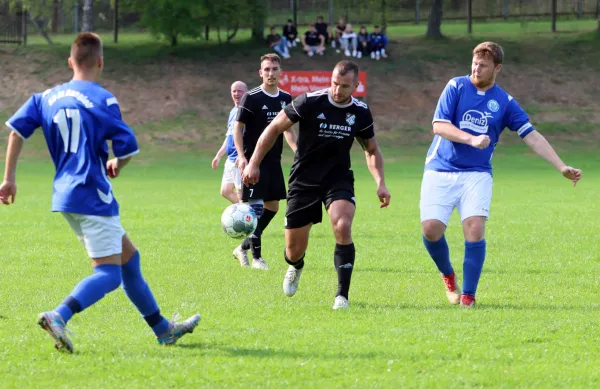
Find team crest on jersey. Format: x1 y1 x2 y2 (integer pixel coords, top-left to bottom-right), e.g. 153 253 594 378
281 101 286 109
346 113 356 126
487 99 499 112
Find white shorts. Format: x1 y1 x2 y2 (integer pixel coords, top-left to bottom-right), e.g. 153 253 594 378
420 170 493 225
222 158 241 190
62 213 126 258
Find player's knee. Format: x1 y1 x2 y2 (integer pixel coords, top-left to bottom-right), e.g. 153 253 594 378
220 186 230 198
248 199 264 218
264 200 279 213
422 220 445 241
333 217 352 241
97 265 123 292
463 217 485 241
286 243 306 261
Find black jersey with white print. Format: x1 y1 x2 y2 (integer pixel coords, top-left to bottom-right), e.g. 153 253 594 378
236 86 292 165
283 88 375 188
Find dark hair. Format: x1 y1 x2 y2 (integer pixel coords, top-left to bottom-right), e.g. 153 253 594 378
71 32 103 68
270 25 276 30
287 19 293 23
374 25 380 28
333 60 359 82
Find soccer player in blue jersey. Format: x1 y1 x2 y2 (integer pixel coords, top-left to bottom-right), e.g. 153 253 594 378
0 33 200 352
212 81 247 203
421 41 582 307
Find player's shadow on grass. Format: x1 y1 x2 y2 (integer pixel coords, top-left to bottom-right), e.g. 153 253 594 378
480 303 598 311
182 344 396 360
356 267 428 274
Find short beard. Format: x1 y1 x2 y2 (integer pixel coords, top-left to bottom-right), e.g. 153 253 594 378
471 75 494 89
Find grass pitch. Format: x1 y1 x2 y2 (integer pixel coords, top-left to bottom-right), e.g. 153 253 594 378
0 144 598 388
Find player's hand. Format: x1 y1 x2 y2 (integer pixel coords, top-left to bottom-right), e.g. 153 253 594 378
106 158 120 179
243 163 260 186
561 165 582 187
211 156 220 170
469 135 490 150
377 185 391 208
0 180 17 205
235 156 248 174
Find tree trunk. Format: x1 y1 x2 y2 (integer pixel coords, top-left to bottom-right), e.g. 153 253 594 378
249 0 266 42
52 0 59 33
597 0 600 31
82 0 93 32
171 33 177 46
227 24 239 42
205 25 210 40
426 0 444 39
33 17 53 44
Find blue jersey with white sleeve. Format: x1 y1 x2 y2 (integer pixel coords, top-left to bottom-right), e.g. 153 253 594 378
425 75 534 174
5 80 139 216
225 106 238 162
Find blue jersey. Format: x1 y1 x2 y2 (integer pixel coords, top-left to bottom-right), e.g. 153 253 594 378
225 106 238 162
425 76 534 174
5 80 139 216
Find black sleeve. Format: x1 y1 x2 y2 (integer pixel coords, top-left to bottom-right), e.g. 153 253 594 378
236 93 254 124
356 108 375 140
284 93 309 123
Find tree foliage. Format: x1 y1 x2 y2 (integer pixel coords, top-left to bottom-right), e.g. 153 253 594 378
121 0 259 46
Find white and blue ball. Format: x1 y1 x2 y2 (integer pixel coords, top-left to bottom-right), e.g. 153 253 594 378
221 203 258 239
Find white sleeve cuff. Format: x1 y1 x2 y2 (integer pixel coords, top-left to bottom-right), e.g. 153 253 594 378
5 121 25 139
117 149 140 159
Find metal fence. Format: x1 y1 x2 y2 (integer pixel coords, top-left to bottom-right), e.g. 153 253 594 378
0 2 25 44
267 0 599 26
5 0 598 43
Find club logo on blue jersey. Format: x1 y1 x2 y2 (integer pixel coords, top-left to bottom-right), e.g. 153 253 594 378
459 110 493 134
487 99 500 112
346 113 356 126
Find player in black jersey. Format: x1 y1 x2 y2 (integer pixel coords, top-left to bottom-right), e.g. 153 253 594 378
232 53 297 270
243 60 391 309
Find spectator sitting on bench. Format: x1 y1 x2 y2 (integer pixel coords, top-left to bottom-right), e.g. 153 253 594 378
369 25 388 60
341 23 358 57
302 24 325 57
266 26 290 59
357 26 369 59
283 19 298 48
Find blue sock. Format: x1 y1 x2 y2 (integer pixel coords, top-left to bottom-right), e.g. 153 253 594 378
463 239 487 296
55 264 122 324
122 251 170 336
423 235 454 276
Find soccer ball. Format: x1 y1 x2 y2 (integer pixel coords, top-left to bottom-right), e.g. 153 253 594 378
221 203 258 239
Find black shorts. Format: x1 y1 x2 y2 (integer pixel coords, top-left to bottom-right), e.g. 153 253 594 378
241 163 287 202
285 172 355 229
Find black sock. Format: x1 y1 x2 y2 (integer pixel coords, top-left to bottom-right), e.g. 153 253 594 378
334 243 355 299
241 237 251 251
284 249 305 270
249 209 277 259
249 225 263 259
258 209 277 232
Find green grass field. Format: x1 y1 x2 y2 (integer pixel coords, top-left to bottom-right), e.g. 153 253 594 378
1 144 599 388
